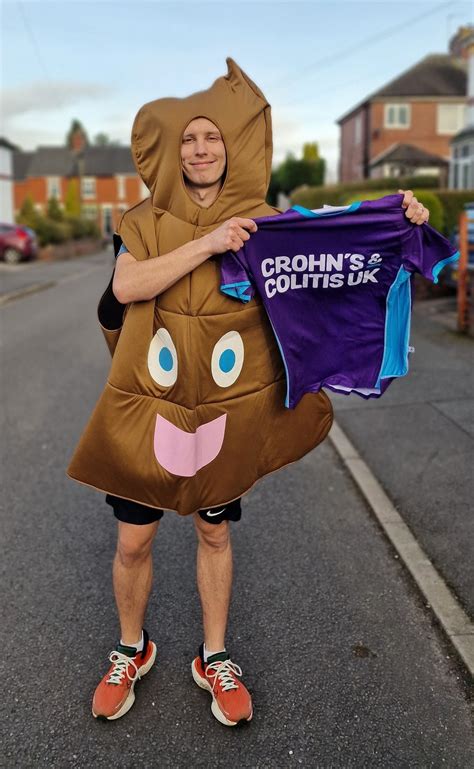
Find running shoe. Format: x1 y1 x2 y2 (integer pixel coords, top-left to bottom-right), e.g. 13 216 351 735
191 644 253 726
92 628 157 720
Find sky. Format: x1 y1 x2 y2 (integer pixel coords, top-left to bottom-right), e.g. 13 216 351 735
1 0 472 182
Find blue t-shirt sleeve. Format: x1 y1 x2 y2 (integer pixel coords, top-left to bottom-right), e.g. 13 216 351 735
220 249 255 302
401 221 459 283
112 233 128 259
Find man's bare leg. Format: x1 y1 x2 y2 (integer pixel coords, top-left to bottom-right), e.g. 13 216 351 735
193 515 232 651
113 520 159 644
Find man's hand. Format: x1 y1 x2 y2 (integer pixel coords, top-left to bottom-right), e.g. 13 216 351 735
398 189 430 226
204 217 258 254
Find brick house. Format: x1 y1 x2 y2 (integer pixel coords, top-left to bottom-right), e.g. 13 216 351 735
12 126 149 236
336 28 471 185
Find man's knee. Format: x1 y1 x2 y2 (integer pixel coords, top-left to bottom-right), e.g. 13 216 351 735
116 521 158 566
194 516 230 551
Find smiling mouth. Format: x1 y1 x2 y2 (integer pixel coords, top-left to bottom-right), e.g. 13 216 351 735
153 413 227 477
191 161 215 168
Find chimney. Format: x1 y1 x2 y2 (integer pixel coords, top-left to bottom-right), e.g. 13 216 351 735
449 24 474 60
71 128 86 153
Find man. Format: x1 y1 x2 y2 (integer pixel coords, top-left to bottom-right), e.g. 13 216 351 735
67 61 429 727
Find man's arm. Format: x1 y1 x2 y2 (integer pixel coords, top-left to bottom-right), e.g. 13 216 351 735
113 239 212 303
112 217 258 303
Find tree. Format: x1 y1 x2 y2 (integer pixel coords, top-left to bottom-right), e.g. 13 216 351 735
303 142 320 163
65 179 81 217
17 195 40 229
267 144 326 204
47 196 64 221
94 132 111 146
93 132 121 147
66 119 89 150
275 152 325 196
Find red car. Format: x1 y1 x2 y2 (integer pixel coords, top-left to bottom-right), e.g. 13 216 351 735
0 223 38 264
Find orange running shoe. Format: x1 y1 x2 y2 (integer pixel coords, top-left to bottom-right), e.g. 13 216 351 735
191 644 253 726
92 629 157 720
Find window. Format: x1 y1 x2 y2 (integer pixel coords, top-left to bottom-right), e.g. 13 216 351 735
47 176 61 199
354 114 362 145
82 204 98 220
81 177 96 199
116 175 126 200
384 103 410 129
437 104 466 135
462 164 469 189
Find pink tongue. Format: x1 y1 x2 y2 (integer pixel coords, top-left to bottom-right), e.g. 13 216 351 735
153 413 227 477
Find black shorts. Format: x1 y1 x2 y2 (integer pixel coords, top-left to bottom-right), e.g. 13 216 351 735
105 494 242 525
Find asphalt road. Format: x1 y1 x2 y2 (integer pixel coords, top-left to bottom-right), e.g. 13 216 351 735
1 254 473 768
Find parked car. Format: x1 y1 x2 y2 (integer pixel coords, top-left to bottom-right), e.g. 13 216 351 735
0 223 38 264
443 202 474 288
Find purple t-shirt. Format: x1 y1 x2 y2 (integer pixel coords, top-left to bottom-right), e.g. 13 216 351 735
220 193 459 408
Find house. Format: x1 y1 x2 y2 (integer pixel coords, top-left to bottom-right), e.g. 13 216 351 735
12 126 149 236
0 137 17 224
449 26 474 190
336 26 472 185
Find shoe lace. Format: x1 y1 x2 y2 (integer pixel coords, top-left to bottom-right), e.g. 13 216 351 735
106 650 139 685
205 659 242 692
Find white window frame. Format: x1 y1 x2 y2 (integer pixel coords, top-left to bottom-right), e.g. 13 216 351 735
116 175 126 200
384 103 410 129
437 103 466 135
81 176 96 199
354 113 362 145
47 176 61 200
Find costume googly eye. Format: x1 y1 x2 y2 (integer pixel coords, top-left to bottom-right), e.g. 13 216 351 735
148 328 178 387
211 331 244 388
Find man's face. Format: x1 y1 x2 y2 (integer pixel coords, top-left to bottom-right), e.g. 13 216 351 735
181 117 226 188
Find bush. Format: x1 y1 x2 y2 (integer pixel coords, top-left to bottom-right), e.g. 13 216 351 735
290 175 440 208
16 198 101 246
434 190 474 235
34 218 70 246
342 189 445 233
17 195 41 231
46 197 64 221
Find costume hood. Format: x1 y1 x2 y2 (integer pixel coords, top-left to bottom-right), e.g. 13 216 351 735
66 59 333 515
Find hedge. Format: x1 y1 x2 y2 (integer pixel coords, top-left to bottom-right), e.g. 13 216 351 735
291 180 474 235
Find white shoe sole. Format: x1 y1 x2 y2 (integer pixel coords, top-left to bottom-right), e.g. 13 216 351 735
191 659 253 727
92 642 157 721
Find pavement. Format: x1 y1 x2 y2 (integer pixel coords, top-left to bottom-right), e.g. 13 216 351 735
0 253 473 768
331 294 474 619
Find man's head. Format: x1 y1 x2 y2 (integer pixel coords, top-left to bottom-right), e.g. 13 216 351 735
181 117 226 203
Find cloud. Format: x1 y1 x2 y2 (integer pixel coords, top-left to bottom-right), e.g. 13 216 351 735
1 81 112 118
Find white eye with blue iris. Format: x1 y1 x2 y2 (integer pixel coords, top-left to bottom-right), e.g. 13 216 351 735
147 328 178 387
211 331 244 387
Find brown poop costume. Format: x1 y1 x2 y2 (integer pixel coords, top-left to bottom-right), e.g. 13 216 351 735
66 59 333 515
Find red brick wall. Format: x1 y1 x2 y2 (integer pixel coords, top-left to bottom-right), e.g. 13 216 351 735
339 99 457 182
339 110 366 183
369 100 454 162
14 175 144 221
